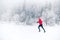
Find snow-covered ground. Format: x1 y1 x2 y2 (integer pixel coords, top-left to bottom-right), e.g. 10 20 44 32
0 22 60 40
0 0 60 40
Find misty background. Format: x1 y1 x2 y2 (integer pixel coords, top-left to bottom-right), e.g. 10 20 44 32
0 0 60 25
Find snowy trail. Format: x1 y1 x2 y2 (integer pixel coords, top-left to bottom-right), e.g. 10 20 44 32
0 22 60 40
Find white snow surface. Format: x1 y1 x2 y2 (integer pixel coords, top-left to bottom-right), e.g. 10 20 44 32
0 22 60 40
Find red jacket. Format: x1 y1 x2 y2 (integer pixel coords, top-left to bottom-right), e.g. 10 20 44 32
38 18 42 25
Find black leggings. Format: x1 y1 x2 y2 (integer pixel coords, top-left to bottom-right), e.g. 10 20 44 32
38 24 45 32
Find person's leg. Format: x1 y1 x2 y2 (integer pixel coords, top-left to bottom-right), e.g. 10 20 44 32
38 25 40 32
41 25 46 32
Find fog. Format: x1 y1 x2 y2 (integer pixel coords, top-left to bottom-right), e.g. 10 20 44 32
0 0 60 25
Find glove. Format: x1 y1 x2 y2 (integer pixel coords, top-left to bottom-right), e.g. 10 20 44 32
37 22 38 23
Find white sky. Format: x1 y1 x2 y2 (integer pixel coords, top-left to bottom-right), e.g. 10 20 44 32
1 0 59 7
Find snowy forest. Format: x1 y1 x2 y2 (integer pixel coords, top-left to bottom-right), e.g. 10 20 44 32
0 0 60 25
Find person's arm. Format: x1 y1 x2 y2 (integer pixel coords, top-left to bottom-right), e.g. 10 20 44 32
37 21 38 23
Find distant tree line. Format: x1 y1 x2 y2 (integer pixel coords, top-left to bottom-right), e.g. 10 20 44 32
0 1 60 26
